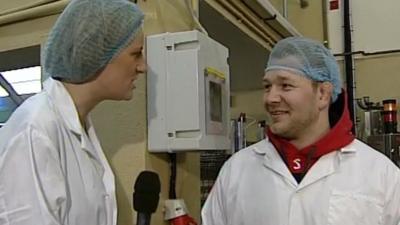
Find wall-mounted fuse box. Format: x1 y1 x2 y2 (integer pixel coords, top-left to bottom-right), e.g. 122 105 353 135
146 30 230 152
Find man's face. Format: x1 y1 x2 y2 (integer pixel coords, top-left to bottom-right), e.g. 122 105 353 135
263 70 321 140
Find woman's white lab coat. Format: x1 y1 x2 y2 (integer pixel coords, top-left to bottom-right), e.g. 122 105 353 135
0 78 117 225
202 139 400 225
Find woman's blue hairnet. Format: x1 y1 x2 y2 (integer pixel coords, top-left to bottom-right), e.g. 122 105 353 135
265 37 342 103
42 0 144 83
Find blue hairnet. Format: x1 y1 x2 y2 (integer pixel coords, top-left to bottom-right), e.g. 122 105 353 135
265 37 342 103
42 0 144 83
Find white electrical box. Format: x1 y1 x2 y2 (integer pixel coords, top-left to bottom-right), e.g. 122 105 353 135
146 30 230 152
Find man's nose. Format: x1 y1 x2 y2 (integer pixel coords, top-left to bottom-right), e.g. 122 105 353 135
264 86 281 104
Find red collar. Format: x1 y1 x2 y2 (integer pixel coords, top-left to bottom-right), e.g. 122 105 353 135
266 90 355 174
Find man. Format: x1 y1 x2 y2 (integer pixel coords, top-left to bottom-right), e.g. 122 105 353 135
201 37 400 225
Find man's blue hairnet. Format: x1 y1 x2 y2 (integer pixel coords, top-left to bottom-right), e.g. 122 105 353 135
265 37 342 103
42 0 144 83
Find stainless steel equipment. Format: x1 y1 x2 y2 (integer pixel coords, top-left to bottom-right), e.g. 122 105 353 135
357 96 400 167
367 134 400 167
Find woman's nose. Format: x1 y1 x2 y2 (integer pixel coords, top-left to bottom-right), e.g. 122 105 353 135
137 59 147 74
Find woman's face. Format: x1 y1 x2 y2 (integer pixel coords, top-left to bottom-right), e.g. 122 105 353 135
95 32 146 101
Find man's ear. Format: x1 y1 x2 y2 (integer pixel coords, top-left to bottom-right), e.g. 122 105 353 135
318 82 333 110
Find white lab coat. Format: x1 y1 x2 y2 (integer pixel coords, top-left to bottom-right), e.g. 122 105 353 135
202 138 400 225
0 78 117 225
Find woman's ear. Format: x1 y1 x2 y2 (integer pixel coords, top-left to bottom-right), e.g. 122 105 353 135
318 82 333 110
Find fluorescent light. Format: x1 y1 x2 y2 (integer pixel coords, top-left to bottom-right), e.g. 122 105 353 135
2 66 41 83
11 81 42 95
1 66 41 95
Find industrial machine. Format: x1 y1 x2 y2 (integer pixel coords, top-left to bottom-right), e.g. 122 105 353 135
358 97 400 167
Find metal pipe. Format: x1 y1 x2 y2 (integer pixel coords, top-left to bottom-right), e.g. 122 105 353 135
356 97 383 111
220 0 278 45
239 0 285 39
343 0 356 135
334 49 400 57
283 0 288 18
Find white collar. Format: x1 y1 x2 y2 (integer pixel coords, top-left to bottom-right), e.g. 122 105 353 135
43 78 83 135
252 136 358 155
43 78 101 159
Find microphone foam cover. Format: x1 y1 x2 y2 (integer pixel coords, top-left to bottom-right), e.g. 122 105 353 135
133 171 161 213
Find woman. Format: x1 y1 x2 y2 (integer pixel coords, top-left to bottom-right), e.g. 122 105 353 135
0 0 145 224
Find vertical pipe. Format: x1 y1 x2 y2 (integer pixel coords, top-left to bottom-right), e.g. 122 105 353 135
237 113 246 150
283 0 288 18
343 0 357 135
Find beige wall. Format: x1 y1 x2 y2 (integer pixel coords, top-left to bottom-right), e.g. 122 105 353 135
0 1 201 225
354 54 400 102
